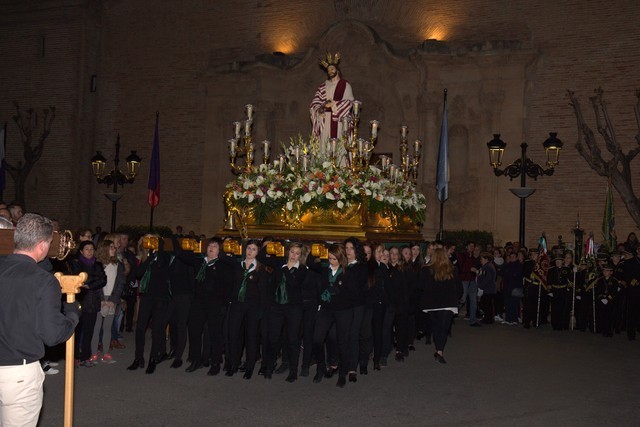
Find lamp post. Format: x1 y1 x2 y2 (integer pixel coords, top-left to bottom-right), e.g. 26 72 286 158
91 134 142 233
486 132 562 246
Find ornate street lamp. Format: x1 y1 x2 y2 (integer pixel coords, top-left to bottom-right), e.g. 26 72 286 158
486 133 562 246
91 134 142 232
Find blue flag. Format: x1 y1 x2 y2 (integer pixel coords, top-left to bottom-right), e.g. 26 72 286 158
147 114 160 208
436 90 449 202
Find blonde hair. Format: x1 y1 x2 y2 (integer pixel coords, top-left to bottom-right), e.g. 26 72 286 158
96 239 118 265
428 248 454 281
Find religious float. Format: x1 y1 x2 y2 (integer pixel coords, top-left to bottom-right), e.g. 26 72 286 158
221 101 427 243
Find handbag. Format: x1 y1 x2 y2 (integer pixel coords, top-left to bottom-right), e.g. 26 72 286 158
511 287 524 298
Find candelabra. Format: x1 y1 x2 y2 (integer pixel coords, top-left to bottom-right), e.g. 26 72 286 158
229 104 271 175
377 126 422 184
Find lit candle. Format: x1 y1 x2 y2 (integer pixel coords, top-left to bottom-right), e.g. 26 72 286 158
274 159 279 169
244 120 252 137
262 140 270 158
357 138 364 156
330 138 337 157
278 154 285 173
352 100 361 118
245 104 254 120
302 155 308 172
370 120 379 139
294 147 300 163
229 139 236 157
389 164 396 179
233 121 242 139
414 139 421 154
401 125 408 139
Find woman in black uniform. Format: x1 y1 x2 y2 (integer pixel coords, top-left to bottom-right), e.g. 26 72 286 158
344 237 369 383
258 241 308 382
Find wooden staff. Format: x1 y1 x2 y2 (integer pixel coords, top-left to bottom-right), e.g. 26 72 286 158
54 272 87 427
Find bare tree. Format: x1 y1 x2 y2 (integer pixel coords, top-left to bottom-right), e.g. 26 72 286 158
567 88 640 229
7 102 56 208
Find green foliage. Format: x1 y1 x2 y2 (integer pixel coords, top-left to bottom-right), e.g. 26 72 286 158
442 230 494 251
116 224 174 239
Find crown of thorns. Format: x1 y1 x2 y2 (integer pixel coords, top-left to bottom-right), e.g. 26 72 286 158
319 52 341 69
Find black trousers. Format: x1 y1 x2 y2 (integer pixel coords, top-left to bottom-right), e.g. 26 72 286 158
627 290 640 340
313 307 352 376
429 310 454 352
168 293 192 361
79 311 97 361
394 310 409 355
372 303 386 364
187 299 225 366
358 307 374 368
122 294 137 332
550 290 570 330
267 304 303 374
382 305 396 358
348 305 365 371
300 301 317 370
480 294 495 323
134 295 170 360
228 301 261 372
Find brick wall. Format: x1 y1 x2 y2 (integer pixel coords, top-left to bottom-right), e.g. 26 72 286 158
0 0 638 246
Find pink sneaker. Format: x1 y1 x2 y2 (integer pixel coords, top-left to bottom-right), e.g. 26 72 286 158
89 354 100 363
101 353 116 364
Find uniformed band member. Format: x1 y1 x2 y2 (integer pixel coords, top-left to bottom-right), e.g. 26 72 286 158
594 263 620 337
622 246 640 340
548 253 571 330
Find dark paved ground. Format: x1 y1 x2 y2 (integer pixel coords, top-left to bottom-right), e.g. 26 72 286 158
37 322 640 426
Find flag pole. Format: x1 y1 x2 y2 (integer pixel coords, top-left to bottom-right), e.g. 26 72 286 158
148 112 160 233
436 89 448 241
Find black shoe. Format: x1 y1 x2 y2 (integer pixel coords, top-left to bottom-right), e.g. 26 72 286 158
348 372 357 383
243 370 253 380
145 359 157 374
325 366 338 378
395 352 405 362
274 363 289 374
207 364 221 376
202 359 211 368
408 344 416 351
127 358 144 371
416 331 425 340
285 372 297 383
157 353 168 363
185 361 202 373
435 353 447 364
225 368 236 377
263 371 272 379
170 359 183 369
238 361 247 372
313 370 324 383
336 376 346 388
299 366 309 377
166 349 176 360
258 366 266 376
359 366 368 375
373 362 381 371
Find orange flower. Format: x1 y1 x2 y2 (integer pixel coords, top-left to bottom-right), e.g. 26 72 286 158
322 184 330 193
